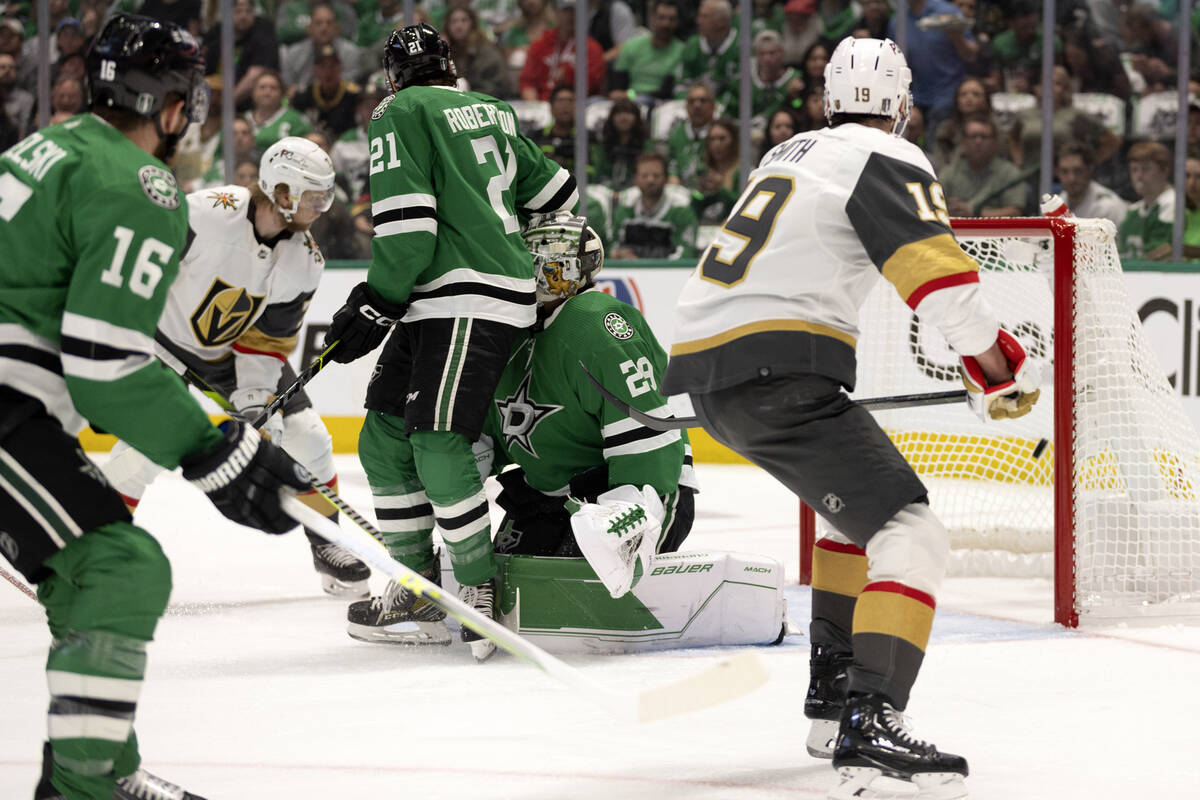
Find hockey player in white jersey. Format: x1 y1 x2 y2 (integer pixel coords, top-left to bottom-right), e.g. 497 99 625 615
662 39 1040 800
103 137 372 597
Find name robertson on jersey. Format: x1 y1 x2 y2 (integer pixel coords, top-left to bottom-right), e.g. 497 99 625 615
442 103 517 137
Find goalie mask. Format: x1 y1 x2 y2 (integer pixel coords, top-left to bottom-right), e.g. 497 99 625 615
823 37 912 137
522 212 605 304
259 137 336 222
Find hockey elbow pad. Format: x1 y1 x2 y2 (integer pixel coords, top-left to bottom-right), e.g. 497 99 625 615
959 328 1041 421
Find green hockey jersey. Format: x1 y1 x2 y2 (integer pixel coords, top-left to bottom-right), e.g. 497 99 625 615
365 85 578 327
485 290 695 498
0 114 221 466
612 185 698 259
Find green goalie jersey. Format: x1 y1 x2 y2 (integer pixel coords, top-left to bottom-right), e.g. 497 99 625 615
366 85 578 327
0 114 220 466
485 289 695 499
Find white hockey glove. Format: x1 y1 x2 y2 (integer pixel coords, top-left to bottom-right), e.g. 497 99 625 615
230 386 285 443
568 485 664 599
959 328 1041 421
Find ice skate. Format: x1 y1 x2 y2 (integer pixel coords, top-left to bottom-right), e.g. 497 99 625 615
113 768 208 800
346 563 451 645
805 644 852 759
458 578 497 662
829 694 968 800
307 531 370 597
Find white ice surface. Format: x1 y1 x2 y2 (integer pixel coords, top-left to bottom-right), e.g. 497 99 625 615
2 458 1199 799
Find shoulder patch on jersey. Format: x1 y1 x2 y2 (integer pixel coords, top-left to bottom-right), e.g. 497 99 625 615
371 93 396 120
604 312 634 340
138 165 180 210
207 190 240 210
303 233 324 264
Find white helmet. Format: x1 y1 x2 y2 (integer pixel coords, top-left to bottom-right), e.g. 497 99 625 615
522 212 605 304
823 37 913 136
259 136 336 220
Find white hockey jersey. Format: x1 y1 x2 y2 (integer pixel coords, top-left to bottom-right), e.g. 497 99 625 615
156 185 324 391
662 123 1000 395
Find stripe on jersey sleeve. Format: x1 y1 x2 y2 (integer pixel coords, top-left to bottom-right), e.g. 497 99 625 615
881 233 979 309
524 169 579 213
59 312 155 382
372 193 438 237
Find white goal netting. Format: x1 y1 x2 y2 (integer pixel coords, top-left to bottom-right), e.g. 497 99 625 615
816 217 1200 625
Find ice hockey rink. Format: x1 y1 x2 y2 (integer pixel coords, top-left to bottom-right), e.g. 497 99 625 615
2 457 1198 800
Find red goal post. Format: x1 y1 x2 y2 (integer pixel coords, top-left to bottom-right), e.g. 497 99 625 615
798 216 1200 628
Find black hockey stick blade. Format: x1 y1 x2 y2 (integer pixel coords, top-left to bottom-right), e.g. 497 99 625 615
578 362 967 432
579 361 697 430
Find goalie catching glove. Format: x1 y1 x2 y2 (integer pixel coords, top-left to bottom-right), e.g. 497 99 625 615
181 420 311 533
568 485 664 599
324 281 407 364
960 328 1041 421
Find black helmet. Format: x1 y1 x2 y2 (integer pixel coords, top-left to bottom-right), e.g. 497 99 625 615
382 23 455 92
86 13 208 124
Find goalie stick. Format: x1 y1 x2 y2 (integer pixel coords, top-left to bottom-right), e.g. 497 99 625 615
284 496 769 722
578 361 968 431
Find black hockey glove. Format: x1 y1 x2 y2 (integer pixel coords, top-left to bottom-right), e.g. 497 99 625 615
324 282 407 364
181 421 311 534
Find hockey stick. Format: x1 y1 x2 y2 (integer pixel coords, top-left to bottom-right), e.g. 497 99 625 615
249 342 338 428
283 496 769 722
578 361 967 431
1 562 36 601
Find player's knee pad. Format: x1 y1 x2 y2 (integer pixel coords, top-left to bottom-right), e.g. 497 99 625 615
281 407 335 484
102 441 163 507
864 502 950 598
410 429 482 506
358 410 417 487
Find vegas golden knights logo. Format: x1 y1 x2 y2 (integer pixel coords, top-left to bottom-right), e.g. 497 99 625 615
189 279 265 347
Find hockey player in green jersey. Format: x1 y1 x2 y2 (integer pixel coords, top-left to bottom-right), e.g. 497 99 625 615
486 213 697 595
323 23 577 661
0 15 309 800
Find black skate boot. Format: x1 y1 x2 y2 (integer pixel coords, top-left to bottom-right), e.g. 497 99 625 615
306 530 370 598
346 561 450 645
804 644 852 759
458 578 497 662
830 693 968 800
113 768 208 800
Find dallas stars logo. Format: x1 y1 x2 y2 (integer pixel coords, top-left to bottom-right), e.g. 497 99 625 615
208 191 239 210
496 373 562 458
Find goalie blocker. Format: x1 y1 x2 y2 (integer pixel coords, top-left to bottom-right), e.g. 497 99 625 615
436 549 791 654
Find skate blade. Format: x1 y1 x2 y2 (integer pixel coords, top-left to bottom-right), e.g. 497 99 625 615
320 575 370 598
347 621 452 646
806 719 837 759
830 766 969 800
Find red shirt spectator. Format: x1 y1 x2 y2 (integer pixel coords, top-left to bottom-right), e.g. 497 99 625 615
519 3 605 101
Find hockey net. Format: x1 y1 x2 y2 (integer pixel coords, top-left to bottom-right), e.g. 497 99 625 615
799 217 1200 626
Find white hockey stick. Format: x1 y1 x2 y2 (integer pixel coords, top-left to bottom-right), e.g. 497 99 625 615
283 496 769 723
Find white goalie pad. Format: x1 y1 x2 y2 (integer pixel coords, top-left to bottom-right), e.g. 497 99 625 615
569 484 663 599
440 550 791 654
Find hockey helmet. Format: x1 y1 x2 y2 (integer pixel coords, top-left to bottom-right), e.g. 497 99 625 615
86 13 208 124
823 37 912 136
382 23 456 93
259 137 336 221
523 212 605 304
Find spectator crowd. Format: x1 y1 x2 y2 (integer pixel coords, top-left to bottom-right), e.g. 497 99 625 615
5 0 1200 260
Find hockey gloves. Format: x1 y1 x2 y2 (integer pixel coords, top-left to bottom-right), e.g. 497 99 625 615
229 386 285 442
960 328 1041 421
568 485 664 599
324 282 406 363
181 420 311 534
